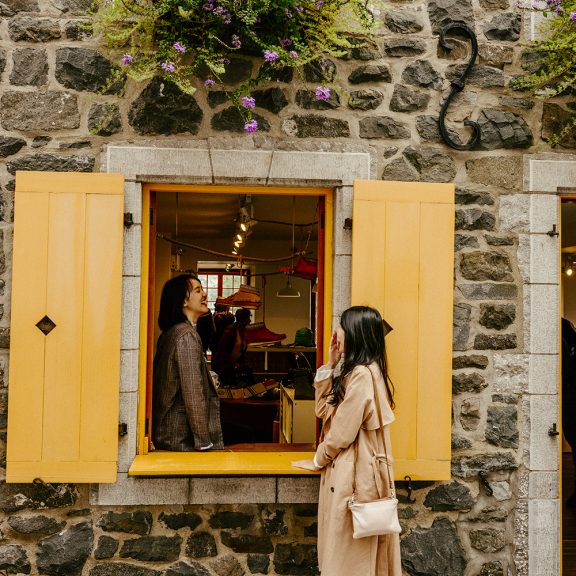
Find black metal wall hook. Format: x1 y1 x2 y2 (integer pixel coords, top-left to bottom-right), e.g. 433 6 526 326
438 23 481 151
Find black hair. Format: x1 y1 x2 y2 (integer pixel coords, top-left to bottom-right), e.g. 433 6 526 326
235 308 251 322
157 274 200 332
328 306 395 409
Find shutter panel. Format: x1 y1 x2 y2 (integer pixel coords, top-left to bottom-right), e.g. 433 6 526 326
351 180 454 480
7 172 124 483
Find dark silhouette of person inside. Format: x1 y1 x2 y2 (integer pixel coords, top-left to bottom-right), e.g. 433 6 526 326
562 317 576 508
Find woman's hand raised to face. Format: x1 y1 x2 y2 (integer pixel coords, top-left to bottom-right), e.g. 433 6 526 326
329 330 342 369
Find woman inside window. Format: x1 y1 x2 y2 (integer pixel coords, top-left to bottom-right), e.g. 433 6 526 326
152 274 223 452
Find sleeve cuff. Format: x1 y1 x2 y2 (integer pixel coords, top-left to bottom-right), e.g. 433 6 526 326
315 365 333 382
313 455 322 470
197 442 214 451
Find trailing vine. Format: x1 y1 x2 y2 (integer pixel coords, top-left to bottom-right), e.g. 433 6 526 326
92 0 375 132
514 0 576 144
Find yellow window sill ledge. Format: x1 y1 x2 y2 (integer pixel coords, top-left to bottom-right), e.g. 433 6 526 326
129 451 321 476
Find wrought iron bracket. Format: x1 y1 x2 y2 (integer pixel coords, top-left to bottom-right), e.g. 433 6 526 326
404 475 416 503
438 23 481 150
478 471 494 496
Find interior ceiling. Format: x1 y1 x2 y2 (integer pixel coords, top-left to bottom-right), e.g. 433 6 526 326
156 192 320 242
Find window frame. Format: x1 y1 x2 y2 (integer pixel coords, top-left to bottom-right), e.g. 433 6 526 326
133 183 333 473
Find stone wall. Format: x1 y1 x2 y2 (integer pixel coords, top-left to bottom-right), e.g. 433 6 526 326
0 0 570 574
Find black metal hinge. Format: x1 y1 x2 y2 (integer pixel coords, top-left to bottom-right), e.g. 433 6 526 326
124 213 134 228
118 423 128 437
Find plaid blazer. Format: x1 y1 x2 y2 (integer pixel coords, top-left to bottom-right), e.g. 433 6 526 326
152 321 223 451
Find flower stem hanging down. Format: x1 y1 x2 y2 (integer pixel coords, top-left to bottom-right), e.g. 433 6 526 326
93 0 375 132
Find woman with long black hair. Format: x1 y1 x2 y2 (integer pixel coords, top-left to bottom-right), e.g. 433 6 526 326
295 306 401 575
152 274 223 452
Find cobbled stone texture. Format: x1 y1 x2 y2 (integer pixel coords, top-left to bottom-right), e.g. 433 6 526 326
220 532 273 554
247 554 270 574
483 13 521 41
0 483 77 513
10 47 48 86
90 563 161 576
88 103 121 136
456 209 495 231
455 234 479 251
390 85 431 113
474 334 517 350
303 60 336 82
460 397 481 431
359 116 410 139
186 532 217 558
428 0 475 34
486 405 519 448
284 115 349 138
160 512 203 531
424 482 475 511
348 89 384 111
477 109 533 150
273 543 318 575
296 89 340 110
469 528 507 552
401 517 466 576
54 48 124 94
348 64 392 84
453 372 488 394
542 103 576 149
252 88 288 113
445 64 504 88
94 536 119 560
97 512 152 535
212 108 270 133
165 561 210 576
210 554 244 576
479 304 516 330
453 355 489 370
0 137 26 158
402 61 443 90
0 545 31 574
8 515 65 535
453 302 471 351
480 560 505 576
36 521 93 576
460 251 513 282
8 17 61 41
129 78 203 135
383 38 426 58
385 10 424 33
452 452 517 477
120 536 182 562
1 91 80 131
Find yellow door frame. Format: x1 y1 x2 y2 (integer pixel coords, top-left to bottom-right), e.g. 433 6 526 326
136 183 333 467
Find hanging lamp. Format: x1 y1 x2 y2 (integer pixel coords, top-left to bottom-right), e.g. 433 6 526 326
277 196 301 298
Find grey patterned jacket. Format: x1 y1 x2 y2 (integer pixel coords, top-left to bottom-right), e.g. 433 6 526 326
152 321 224 451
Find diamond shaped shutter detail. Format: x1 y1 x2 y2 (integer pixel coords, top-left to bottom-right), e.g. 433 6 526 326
351 180 455 480
7 172 124 483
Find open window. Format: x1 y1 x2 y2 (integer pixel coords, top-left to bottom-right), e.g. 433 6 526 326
129 184 332 475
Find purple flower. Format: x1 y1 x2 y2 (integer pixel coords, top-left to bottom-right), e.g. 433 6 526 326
284 7 292 17
222 57 231 64
244 119 258 133
224 16 231 24
121 54 133 65
571 11 576 20
173 42 186 53
232 34 241 48
161 61 175 72
289 50 299 59
316 0 324 7
280 38 293 47
241 96 256 109
204 78 216 87
264 50 279 62
202 1 213 10
315 86 330 101
295 3 303 11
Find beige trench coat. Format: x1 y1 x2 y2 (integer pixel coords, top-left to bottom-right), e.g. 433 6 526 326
314 363 402 576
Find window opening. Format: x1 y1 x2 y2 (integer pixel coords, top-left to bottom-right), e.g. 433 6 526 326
144 187 327 453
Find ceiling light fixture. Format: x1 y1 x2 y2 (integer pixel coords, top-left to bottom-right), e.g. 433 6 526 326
277 196 301 298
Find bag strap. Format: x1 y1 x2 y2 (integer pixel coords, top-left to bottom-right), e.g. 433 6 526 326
351 365 395 500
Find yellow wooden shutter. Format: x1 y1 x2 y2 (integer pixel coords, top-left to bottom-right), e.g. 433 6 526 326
351 180 454 480
7 171 124 483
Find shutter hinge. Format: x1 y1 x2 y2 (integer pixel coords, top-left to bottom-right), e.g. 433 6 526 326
547 224 559 237
343 218 352 230
118 423 128 437
124 213 134 228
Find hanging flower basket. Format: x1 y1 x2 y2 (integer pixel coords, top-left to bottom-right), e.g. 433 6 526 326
92 0 375 132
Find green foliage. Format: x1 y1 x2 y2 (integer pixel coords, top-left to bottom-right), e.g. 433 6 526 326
92 0 375 130
514 0 576 143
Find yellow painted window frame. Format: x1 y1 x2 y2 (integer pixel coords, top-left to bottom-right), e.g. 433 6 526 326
130 184 333 476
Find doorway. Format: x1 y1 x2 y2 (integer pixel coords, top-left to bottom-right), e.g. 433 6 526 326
561 198 576 574
140 184 332 451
